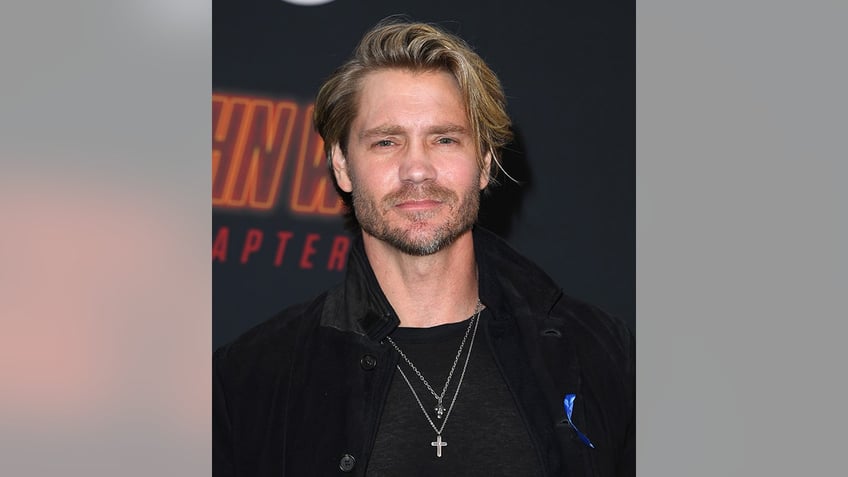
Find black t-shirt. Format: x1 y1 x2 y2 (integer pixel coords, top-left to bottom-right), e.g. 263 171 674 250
366 310 542 476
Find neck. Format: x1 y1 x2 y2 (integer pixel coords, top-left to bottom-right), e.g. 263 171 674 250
362 230 480 328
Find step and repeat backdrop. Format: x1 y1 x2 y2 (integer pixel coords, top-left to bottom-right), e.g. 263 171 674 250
213 0 635 349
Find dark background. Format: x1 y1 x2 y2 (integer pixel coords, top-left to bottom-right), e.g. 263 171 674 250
213 0 635 349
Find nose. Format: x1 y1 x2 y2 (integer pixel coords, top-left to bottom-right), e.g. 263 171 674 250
398 140 436 184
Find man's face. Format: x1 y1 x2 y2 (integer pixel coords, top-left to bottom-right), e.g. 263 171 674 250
332 68 490 256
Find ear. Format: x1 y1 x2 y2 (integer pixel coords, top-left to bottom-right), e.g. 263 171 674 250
478 149 492 190
331 144 353 193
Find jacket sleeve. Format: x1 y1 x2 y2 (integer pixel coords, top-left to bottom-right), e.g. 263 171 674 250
616 326 635 477
213 349 235 477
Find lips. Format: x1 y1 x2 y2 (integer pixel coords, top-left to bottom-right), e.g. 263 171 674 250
384 183 456 211
394 199 443 211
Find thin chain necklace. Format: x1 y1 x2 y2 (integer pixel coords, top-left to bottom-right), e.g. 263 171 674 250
384 301 484 458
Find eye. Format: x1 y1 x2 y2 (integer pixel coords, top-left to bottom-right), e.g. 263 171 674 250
374 139 394 147
436 137 457 145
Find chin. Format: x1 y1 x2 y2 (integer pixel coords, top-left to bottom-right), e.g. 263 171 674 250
378 223 471 256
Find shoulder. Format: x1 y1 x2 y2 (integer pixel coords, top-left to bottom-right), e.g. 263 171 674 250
213 291 329 377
552 294 633 352
549 293 634 369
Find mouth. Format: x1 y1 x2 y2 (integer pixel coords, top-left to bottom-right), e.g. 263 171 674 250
394 199 443 211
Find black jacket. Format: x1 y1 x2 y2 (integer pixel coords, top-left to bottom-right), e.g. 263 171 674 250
213 227 635 476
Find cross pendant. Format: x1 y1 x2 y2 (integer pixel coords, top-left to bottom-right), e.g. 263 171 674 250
431 434 447 458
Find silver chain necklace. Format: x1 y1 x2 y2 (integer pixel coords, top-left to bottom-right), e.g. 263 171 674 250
384 301 483 458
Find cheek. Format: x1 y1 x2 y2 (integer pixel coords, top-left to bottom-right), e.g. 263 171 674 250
349 164 393 197
455 160 484 189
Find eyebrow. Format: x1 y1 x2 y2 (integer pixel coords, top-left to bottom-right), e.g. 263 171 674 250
427 124 468 135
359 125 404 139
358 123 469 139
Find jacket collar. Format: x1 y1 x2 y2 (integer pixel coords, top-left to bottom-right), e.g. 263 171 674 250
320 226 563 341
473 226 563 322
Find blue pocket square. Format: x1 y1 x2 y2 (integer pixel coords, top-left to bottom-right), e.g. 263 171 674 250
563 394 595 449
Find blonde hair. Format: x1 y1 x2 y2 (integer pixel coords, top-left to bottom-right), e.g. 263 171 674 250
314 18 514 186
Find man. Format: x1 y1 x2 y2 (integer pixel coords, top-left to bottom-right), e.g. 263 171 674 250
214 19 635 476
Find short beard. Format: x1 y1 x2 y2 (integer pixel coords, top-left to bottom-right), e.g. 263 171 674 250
351 179 480 256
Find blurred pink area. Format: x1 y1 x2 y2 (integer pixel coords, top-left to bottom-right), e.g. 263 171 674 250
0 175 210 435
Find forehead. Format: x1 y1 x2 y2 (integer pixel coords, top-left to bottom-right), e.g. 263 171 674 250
352 68 468 130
